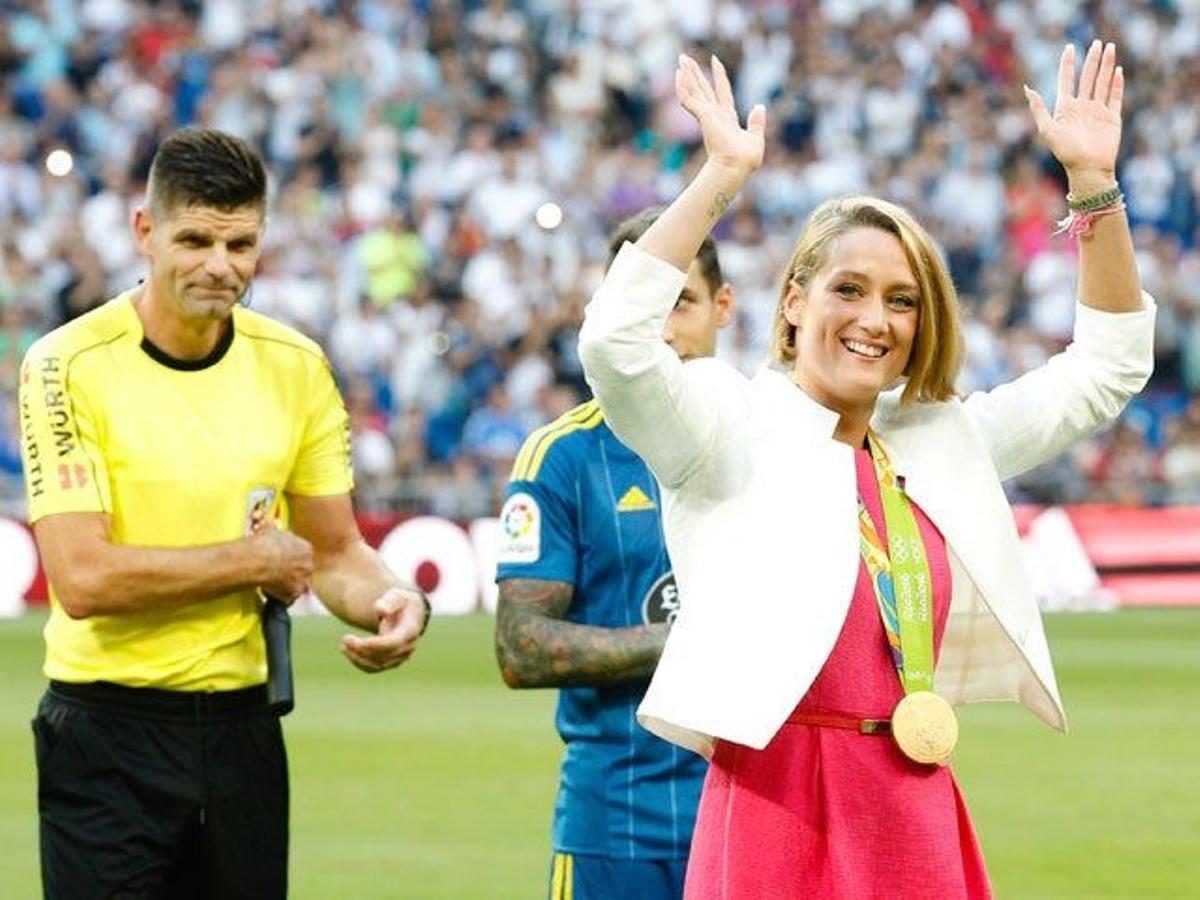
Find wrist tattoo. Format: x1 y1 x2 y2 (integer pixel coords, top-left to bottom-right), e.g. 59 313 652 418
708 191 733 221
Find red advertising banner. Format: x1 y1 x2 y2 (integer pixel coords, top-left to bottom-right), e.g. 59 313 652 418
3 506 1198 612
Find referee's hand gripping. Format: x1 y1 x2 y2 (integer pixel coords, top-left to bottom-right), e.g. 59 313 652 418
251 527 314 605
340 586 428 673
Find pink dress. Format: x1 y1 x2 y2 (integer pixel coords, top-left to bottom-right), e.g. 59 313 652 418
684 448 992 899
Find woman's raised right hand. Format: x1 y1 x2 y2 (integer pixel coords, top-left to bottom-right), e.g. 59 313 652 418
675 55 766 185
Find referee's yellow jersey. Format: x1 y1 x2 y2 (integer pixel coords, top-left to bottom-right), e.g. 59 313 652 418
17 292 354 690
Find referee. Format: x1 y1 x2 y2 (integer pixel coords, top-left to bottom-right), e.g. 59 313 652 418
17 128 429 899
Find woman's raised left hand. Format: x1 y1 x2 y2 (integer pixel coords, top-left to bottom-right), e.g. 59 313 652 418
1024 41 1124 182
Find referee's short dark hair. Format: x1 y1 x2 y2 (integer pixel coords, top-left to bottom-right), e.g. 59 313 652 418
606 206 724 295
148 127 267 216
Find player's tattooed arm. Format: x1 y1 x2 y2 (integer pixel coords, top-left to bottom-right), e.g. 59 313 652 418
495 578 670 688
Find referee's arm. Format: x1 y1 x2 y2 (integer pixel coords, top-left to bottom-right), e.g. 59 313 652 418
34 511 314 619
289 491 430 673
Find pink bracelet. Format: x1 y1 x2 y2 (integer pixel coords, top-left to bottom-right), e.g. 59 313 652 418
1052 201 1126 238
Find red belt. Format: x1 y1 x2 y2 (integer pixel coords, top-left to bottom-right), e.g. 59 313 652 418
786 710 892 736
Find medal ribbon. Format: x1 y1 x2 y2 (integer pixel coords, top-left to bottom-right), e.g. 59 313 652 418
858 433 934 694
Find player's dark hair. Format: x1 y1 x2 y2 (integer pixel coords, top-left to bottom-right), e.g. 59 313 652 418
606 206 724 295
147 127 267 216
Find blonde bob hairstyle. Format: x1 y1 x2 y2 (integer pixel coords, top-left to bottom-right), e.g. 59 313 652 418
770 196 964 405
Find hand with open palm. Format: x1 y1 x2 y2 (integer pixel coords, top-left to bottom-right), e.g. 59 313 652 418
1024 41 1124 184
675 54 766 186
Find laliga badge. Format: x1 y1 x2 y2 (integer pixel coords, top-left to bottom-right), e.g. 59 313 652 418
497 492 540 564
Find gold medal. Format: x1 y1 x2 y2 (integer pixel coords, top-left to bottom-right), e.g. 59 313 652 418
891 690 958 765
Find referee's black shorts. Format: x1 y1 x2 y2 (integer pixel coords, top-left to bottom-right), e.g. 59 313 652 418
33 680 288 900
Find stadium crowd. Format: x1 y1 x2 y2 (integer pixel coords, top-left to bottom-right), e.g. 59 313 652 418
2 0 1199 518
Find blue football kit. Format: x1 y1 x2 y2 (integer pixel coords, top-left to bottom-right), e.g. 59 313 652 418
496 400 705 899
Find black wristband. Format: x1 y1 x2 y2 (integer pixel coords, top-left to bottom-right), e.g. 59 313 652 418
418 591 432 635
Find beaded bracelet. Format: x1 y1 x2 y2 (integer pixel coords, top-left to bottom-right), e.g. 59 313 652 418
1066 184 1123 212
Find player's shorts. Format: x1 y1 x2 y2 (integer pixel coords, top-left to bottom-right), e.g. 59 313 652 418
33 680 287 900
548 851 688 900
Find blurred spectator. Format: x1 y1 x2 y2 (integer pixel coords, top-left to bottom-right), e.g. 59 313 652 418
1124 136 1175 230
346 374 397 512
0 0 1197 516
49 227 106 322
931 144 1007 253
1004 154 1062 266
1161 400 1200 504
461 383 525 473
1079 421 1162 506
355 210 429 308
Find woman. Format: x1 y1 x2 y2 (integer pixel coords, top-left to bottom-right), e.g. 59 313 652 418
577 42 1153 898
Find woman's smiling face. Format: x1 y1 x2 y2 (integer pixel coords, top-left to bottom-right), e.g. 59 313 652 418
786 226 920 421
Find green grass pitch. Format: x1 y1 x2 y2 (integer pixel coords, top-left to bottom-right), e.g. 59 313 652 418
0 610 1197 898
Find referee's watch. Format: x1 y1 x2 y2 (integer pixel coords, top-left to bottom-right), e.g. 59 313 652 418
417 590 432 635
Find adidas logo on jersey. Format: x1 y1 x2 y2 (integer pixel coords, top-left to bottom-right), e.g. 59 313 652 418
617 485 656 513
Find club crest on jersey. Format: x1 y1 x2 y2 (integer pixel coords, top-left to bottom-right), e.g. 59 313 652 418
245 487 278 536
642 572 680 625
498 492 540 563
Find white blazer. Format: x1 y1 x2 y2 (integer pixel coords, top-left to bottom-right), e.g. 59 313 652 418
578 242 1156 758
